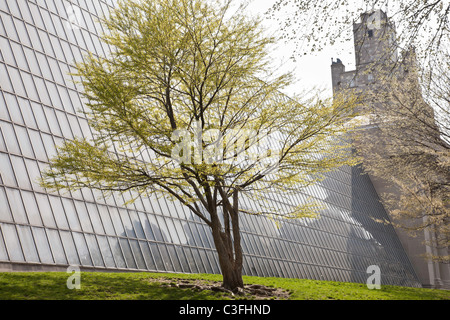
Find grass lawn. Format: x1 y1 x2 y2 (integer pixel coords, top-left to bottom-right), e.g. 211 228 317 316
0 272 448 300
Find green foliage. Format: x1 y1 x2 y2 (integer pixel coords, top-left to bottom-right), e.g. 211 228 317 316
41 0 361 222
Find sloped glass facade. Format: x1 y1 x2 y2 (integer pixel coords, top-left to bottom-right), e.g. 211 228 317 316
0 0 420 287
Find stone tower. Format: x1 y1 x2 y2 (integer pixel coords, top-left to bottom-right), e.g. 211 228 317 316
332 9 398 94
331 10 450 289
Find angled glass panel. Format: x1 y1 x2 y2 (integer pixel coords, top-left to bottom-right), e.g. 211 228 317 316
9 155 30 188
159 244 174 272
109 207 125 237
85 203 105 235
17 1 33 22
108 236 126 269
85 233 104 267
149 242 165 271
0 35 17 66
40 9 55 35
186 222 202 247
129 211 145 239
30 102 49 132
41 133 57 160
14 126 35 159
198 223 212 248
129 239 146 269
21 191 43 226
166 244 182 272
68 89 82 112
191 248 206 273
3 93 23 125
0 15 5 37
138 212 155 241
37 29 55 58
52 14 67 40
67 115 83 138
198 249 212 273
17 98 37 129
57 85 75 114
121 210 136 238
10 41 29 71
47 57 64 84
119 238 136 269
97 235 115 268
7 66 26 97
27 3 45 30
61 198 81 231
43 106 62 136
5 188 28 224
44 229 66 264
34 193 56 228
47 195 69 229
0 226 9 261
183 247 198 273
1 12 19 41
34 51 52 80
45 81 63 109
24 158 44 192
50 36 65 62
73 201 93 233
0 93 11 122
155 215 170 242
146 214 164 242
31 227 53 264
16 225 39 262
1 223 24 262
165 218 180 245
172 219 188 245
0 152 18 186
97 205 115 236
58 62 72 88
0 0 9 13
34 77 52 107
172 247 191 274
59 231 80 265
139 241 156 270
0 63 14 93
0 187 13 222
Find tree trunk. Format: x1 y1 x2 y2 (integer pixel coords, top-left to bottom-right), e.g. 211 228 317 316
212 228 244 291
210 189 244 291
221 258 244 291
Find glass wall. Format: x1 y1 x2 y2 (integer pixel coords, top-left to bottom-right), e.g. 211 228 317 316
0 0 420 287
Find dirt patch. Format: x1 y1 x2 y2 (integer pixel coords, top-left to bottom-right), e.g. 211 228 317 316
148 278 291 300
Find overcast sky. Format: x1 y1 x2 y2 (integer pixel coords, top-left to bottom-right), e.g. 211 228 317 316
242 0 356 98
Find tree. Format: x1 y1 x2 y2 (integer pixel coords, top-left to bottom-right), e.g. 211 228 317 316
353 51 450 263
268 0 449 263
266 0 449 70
40 0 360 290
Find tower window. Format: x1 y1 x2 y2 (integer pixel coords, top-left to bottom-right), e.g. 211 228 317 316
368 29 374 38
